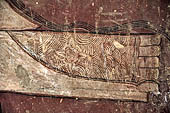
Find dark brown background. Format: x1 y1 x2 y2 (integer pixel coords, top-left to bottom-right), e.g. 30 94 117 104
18 0 169 28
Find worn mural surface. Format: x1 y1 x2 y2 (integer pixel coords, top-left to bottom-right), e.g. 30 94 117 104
0 0 170 103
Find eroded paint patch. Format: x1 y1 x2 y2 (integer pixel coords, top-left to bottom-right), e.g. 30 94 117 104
15 65 30 87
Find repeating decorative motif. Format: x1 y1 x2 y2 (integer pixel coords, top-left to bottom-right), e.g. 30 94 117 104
3 0 161 84
9 31 147 83
0 0 165 102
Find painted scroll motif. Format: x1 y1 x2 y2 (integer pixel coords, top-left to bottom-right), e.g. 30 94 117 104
9 31 160 85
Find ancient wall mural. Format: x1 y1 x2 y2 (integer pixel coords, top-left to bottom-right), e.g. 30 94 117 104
0 0 169 102
8 31 160 84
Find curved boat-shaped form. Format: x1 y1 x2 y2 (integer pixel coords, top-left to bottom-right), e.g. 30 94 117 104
0 0 165 102
4 0 162 85
7 31 160 85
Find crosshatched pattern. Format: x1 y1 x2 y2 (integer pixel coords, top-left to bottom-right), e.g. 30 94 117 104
10 32 160 84
0 0 164 102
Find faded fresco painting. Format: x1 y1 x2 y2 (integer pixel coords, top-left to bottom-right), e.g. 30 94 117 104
0 0 169 102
